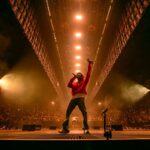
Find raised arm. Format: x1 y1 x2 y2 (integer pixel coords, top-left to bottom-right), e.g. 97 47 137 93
84 59 93 85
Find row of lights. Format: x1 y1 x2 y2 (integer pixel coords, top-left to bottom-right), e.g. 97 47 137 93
74 1 114 74
74 14 83 73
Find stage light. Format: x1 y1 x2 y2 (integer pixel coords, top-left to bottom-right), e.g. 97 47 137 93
75 63 80 67
75 55 81 59
75 45 81 50
75 15 83 20
75 70 80 73
0 77 9 90
0 79 4 86
122 83 150 102
51 101 55 105
75 32 82 38
98 102 102 106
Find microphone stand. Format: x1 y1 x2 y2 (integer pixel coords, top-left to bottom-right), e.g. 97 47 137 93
102 108 112 140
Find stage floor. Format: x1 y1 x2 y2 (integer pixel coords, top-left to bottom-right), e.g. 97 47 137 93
0 129 150 140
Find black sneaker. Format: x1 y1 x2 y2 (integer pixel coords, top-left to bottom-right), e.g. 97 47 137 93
58 129 69 134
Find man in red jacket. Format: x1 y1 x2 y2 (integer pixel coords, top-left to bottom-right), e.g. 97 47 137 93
59 58 93 134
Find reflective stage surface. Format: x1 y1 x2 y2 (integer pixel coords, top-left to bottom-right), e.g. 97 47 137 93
0 129 150 140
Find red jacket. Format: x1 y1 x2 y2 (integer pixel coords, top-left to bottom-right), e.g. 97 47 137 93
67 63 92 96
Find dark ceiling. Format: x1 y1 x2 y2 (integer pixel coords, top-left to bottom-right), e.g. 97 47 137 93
113 5 150 89
0 1 30 76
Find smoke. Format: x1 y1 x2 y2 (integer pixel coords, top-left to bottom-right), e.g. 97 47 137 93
111 72 150 103
121 82 149 102
0 50 57 107
91 72 150 122
99 72 150 105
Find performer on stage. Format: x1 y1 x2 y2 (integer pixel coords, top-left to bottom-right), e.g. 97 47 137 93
59 58 93 134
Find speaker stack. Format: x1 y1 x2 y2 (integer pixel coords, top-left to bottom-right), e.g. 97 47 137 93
22 124 41 131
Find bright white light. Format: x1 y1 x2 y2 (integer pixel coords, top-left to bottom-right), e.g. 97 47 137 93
75 56 81 59
75 63 80 67
75 45 81 50
0 75 13 90
75 15 83 20
0 74 25 99
75 70 80 73
75 32 82 37
0 79 4 86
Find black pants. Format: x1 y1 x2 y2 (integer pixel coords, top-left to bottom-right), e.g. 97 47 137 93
62 97 89 130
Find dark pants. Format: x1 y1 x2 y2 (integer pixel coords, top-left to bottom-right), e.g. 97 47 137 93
62 97 89 130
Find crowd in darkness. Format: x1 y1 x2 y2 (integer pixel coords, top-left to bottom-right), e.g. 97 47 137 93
0 101 150 130
0 103 64 129
120 104 150 129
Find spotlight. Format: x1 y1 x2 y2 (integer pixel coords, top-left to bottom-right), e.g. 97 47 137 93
75 32 82 38
75 15 83 20
75 70 80 73
75 56 81 59
75 45 81 50
75 64 80 67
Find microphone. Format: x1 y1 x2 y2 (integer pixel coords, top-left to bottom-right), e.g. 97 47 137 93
102 108 108 114
72 73 76 77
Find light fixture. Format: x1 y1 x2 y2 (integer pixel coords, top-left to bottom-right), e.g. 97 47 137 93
75 63 80 67
75 32 82 38
75 15 83 20
75 70 80 73
51 101 55 105
98 102 102 106
75 45 81 50
75 56 81 59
